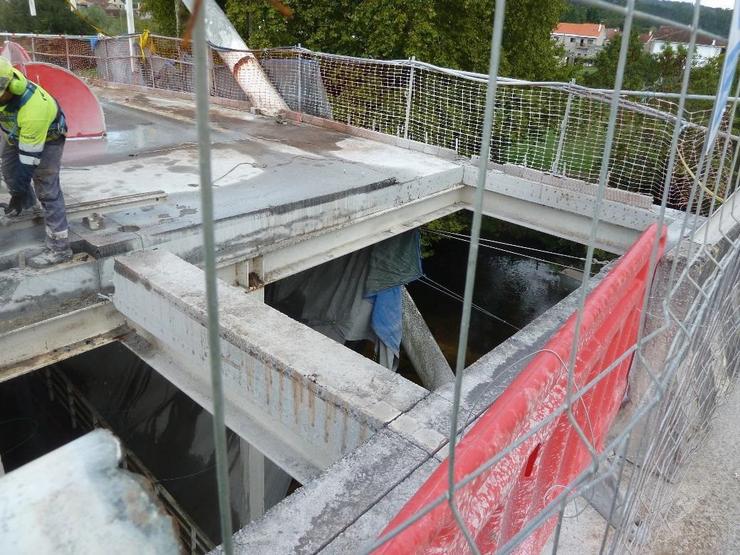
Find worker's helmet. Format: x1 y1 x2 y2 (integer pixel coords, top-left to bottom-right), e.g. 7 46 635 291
0 57 13 95
0 57 27 98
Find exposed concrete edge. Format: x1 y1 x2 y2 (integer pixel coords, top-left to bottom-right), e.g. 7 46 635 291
229 266 614 553
0 259 104 328
470 158 654 210
221 428 438 555
122 332 323 484
282 110 461 162
0 429 180 552
0 301 127 383
152 170 465 274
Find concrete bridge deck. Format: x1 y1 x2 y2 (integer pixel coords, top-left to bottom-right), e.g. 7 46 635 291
0 82 701 552
0 85 464 332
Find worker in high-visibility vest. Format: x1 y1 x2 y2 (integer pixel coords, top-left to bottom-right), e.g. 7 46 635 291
0 56 71 268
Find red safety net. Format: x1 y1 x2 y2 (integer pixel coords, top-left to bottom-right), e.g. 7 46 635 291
21 62 106 139
375 224 666 554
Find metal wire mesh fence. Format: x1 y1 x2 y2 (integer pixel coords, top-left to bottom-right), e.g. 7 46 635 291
3 3 739 551
2 31 738 214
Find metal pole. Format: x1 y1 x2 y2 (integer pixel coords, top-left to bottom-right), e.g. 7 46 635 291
64 38 71 71
175 0 181 37
565 0 638 472
446 1 507 553
193 1 234 552
103 38 111 82
30 36 36 62
125 0 136 77
552 79 575 175
403 56 416 140
297 46 302 113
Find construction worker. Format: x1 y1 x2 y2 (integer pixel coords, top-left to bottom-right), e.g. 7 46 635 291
0 56 71 268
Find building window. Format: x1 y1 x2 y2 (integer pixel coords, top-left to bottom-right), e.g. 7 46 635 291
570 37 575 43
588 38 594 44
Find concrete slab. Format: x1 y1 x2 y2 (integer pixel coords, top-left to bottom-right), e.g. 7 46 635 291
223 429 436 555
0 429 179 553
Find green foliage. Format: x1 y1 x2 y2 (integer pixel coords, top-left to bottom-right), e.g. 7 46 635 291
0 0 159 36
220 0 568 77
142 0 198 36
501 0 569 80
584 30 654 90
0 0 91 34
422 213 468 257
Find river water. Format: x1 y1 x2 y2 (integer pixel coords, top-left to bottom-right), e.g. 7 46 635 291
405 231 582 371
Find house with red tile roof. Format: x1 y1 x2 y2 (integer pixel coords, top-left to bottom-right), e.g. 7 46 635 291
641 26 727 66
552 22 608 65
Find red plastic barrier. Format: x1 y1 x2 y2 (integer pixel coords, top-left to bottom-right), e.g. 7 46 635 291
0 41 31 64
375 224 666 555
21 62 106 138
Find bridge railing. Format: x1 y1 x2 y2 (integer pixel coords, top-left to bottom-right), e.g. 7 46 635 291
1 31 736 214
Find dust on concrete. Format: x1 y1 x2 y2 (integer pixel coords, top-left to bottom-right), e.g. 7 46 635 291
647 381 740 555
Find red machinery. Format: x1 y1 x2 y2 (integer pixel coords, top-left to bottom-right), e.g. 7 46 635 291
1 41 106 139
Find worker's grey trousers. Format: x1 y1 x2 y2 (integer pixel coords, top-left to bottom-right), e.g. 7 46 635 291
2 137 69 251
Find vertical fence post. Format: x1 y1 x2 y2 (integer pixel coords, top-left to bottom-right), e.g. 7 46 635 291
30 36 36 62
103 38 111 82
125 0 137 78
552 78 575 175
297 44 303 113
404 56 416 140
193 1 234 552
208 47 216 97
64 37 71 71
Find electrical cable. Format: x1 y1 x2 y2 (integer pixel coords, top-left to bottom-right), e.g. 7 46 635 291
417 275 521 331
422 228 608 273
424 228 610 264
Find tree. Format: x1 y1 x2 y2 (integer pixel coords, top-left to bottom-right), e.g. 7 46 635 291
0 0 91 35
584 30 654 90
501 0 569 81
219 0 568 78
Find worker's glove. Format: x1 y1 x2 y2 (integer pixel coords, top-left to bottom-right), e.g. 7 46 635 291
0 194 27 216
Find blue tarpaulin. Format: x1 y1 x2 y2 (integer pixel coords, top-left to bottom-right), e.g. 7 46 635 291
368 286 403 356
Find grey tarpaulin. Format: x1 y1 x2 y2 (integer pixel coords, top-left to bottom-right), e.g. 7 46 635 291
261 57 333 119
93 37 145 86
266 231 422 370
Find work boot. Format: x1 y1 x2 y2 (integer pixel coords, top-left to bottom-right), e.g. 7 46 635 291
27 247 73 269
0 201 43 226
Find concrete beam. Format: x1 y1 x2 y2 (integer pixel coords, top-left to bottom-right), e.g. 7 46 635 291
217 187 465 287
463 166 664 254
693 189 740 246
112 250 427 483
401 287 454 390
0 430 179 553
0 302 126 383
